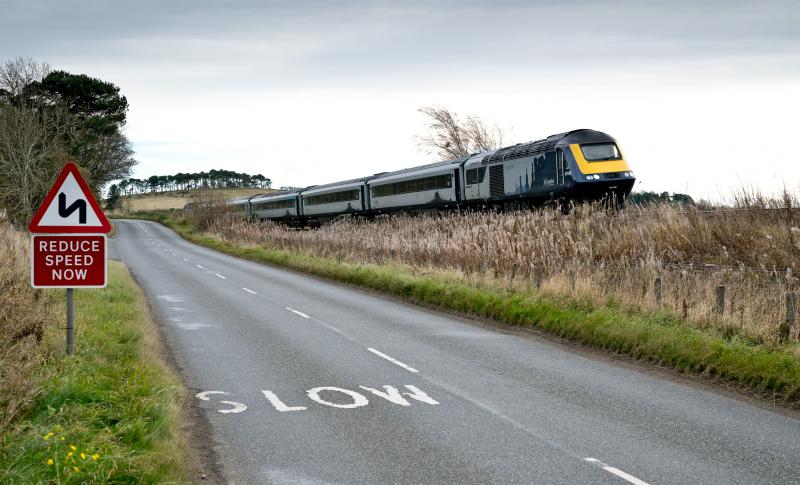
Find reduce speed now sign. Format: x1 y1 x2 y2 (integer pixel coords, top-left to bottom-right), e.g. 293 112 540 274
29 162 111 288
31 234 107 288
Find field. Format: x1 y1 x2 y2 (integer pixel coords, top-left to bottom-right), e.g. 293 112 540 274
0 224 187 483
119 188 271 212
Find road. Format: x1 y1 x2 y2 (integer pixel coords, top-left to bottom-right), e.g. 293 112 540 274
111 219 800 485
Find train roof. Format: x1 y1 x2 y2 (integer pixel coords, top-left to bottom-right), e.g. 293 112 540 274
370 155 472 182
300 176 375 192
482 129 615 163
250 190 300 201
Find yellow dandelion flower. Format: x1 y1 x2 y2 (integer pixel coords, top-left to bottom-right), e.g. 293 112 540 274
47 458 54 465
59 436 65 441
73 466 80 472
91 454 99 461
80 452 86 459
67 452 73 458
43 432 54 441
70 445 77 451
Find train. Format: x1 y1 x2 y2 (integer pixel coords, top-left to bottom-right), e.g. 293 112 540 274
226 129 635 224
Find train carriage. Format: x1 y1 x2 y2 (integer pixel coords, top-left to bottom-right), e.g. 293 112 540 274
367 159 465 213
300 178 370 221
249 191 301 221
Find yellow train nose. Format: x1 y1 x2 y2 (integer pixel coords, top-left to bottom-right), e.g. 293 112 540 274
569 143 631 175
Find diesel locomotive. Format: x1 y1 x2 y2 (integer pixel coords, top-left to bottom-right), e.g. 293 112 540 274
227 129 635 224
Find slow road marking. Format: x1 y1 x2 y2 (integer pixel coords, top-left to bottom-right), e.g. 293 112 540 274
368 347 419 373
584 458 649 485
215 273 226 279
242 288 257 294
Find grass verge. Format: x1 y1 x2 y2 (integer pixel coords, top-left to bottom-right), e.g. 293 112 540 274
0 261 187 484
128 211 800 405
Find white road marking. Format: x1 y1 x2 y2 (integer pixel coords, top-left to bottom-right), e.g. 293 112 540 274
584 458 650 485
367 348 419 373
218 401 248 414
195 390 227 401
262 391 307 412
306 387 369 409
196 264 205 269
286 307 310 319
215 273 226 279
242 288 257 294
183 258 189 262
358 385 439 406
171 253 177 256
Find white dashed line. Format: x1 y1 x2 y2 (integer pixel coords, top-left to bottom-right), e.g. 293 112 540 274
286 307 310 319
196 264 205 269
215 273 226 279
367 348 419 373
584 458 649 485
171 253 177 256
183 258 189 262
242 288 257 294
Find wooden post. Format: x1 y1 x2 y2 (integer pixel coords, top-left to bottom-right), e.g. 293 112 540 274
535 269 543 290
715 285 726 315
654 277 662 306
66 288 74 356
569 269 576 292
781 292 796 342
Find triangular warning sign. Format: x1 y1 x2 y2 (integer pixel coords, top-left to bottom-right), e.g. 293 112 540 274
28 162 112 233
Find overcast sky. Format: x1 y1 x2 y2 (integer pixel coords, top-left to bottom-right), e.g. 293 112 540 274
3 0 799 199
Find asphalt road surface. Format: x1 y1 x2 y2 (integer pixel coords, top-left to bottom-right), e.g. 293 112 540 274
111 219 800 485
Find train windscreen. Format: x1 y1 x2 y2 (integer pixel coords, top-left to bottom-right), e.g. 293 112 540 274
580 143 621 161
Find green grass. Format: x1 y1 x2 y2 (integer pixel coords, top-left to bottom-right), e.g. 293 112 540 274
0 262 187 484
127 211 800 405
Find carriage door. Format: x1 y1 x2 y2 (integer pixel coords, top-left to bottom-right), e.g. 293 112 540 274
555 149 564 187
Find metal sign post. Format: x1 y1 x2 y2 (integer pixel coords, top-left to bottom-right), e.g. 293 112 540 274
66 288 74 355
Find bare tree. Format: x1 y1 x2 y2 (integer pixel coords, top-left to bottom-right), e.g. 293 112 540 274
0 57 50 98
417 106 504 160
0 104 70 224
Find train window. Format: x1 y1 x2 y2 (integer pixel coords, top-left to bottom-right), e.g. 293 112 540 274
581 143 621 161
466 169 478 184
477 167 486 183
372 174 453 197
305 189 360 206
254 199 294 210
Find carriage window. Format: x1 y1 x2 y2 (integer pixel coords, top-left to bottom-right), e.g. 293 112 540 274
477 167 486 183
466 169 478 184
372 174 453 197
580 143 621 161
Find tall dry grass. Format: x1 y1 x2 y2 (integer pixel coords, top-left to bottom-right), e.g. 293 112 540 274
205 194 800 345
0 224 57 430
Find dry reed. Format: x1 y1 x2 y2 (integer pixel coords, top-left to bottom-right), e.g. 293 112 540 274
0 223 57 430
204 194 800 345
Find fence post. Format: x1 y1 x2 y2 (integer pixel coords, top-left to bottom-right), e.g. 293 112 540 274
781 292 796 342
715 285 726 315
535 269 543 290
654 276 662 306
569 269 576 292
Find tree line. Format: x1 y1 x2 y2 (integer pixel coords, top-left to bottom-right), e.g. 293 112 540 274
0 57 136 224
113 169 272 197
